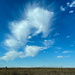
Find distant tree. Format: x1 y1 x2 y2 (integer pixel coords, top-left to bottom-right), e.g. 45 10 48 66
5 66 7 68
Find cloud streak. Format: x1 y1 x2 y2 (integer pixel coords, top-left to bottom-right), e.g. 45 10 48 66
57 55 70 58
43 40 54 48
62 51 72 53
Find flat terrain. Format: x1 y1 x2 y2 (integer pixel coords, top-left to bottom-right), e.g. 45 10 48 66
0 68 75 75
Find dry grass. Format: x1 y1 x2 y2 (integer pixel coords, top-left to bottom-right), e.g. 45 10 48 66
0 68 75 75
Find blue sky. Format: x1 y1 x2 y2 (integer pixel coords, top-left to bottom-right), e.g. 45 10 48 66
0 0 75 67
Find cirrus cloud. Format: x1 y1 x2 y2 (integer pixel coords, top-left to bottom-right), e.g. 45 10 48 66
0 4 54 61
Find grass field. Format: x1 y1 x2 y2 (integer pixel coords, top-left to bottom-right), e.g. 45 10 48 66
0 68 75 75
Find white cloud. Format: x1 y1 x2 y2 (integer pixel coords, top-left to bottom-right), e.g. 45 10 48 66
1 39 55 61
4 37 18 49
57 55 70 58
24 44 52 57
26 7 54 37
66 35 71 38
28 36 32 39
24 45 43 57
57 56 63 58
1 4 54 60
60 6 65 11
10 20 30 41
8 7 54 49
0 45 46 61
69 10 74 13
62 51 72 53
69 1 75 7
60 1 75 13
0 50 23 61
43 40 55 48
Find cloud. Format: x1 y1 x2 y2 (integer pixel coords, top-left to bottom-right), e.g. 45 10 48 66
62 51 72 53
54 33 59 36
60 6 65 11
0 50 23 61
24 45 43 57
61 1 75 13
27 7 54 37
57 56 63 58
66 35 71 38
69 1 75 7
28 36 32 39
4 37 19 49
67 2 70 6
0 45 48 60
8 7 54 48
69 10 74 13
1 39 55 61
57 55 70 58
43 40 55 48
66 1 75 8
1 4 54 60
23 39 55 57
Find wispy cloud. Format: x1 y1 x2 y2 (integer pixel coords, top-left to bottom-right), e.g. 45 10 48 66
61 1 75 13
69 1 75 7
54 33 59 36
43 40 55 48
57 55 63 58
66 35 71 38
62 51 72 53
69 10 74 13
60 6 66 11
57 55 70 58
0 45 47 61
0 3 54 61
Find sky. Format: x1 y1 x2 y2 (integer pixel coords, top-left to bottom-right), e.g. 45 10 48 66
0 0 75 67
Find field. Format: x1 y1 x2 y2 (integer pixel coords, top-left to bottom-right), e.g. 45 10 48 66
0 68 75 75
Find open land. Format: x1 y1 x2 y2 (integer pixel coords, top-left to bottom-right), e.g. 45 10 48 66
0 68 75 75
